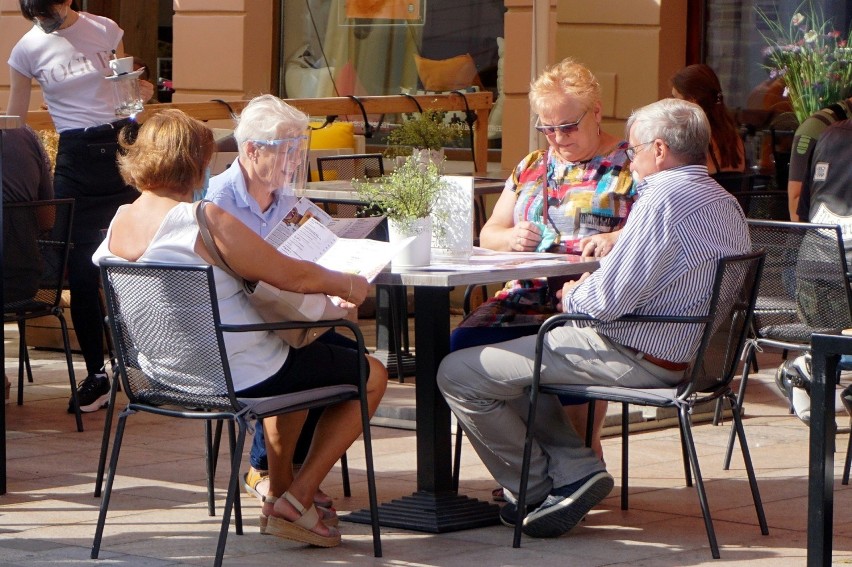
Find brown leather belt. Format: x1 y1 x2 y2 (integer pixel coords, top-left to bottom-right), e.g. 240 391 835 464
639 353 689 372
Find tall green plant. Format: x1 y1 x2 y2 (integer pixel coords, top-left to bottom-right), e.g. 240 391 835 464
756 1 852 123
352 155 450 223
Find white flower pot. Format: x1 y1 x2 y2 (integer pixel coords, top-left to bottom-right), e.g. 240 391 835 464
389 216 432 268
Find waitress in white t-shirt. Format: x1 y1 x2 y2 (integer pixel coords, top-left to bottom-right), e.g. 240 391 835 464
6 0 154 414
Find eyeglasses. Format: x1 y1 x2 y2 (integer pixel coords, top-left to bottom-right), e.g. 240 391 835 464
625 140 656 161
534 111 587 136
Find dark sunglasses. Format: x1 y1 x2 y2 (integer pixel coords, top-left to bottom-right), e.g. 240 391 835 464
534 111 587 136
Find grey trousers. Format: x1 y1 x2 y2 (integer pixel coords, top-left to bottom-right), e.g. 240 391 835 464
437 325 685 503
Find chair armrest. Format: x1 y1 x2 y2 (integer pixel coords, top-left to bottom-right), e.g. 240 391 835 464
219 318 353 334
538 312 711 337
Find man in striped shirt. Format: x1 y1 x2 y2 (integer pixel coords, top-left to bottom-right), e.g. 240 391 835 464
437 98 749 540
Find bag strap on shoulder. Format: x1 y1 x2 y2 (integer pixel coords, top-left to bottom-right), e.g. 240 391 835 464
194 200 240 280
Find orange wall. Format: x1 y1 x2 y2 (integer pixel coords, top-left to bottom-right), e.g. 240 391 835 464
501 0 687 170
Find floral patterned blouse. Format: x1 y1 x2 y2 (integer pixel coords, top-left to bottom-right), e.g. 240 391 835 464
457 142 635 329
509 144 635 254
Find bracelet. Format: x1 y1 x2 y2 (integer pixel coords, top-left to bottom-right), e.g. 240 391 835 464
346 274 352 302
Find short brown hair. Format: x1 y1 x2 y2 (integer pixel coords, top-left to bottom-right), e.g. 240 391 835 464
118 109 214 193
529 58 601 117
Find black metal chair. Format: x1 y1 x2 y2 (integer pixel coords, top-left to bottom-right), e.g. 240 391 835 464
3 199 83 431
92 260 381 566
729 190 789 220
514 251 768 558
722 220 852 474
316 153 385 218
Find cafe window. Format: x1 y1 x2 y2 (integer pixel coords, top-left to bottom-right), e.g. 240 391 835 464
279 0 504 144
703 0 852 113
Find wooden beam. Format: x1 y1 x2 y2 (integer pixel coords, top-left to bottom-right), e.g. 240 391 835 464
26 92 494 171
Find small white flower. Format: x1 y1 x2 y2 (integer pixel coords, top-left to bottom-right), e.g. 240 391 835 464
804 29 819 43
792 13 805 26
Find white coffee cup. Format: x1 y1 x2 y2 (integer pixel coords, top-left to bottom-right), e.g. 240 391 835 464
109 56 134 76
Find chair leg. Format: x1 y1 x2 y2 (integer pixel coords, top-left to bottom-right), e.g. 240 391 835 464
728 392 769 535
56 312 83 432
227 419 242 534
678 418 693 488
205 420 217 517
214 417 247 567
678 406 720 559
16 321 26 406
357 374 382 557
388 288 406 383
452 420 463 492
585 401 596 449
94 373 121 497
513 381 544 548
844 422 852 486
621 402 629 511
724 346 754 470
91 410 130 559
341 451 351 497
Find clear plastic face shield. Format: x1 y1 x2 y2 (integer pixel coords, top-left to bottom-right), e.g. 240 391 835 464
250 132 310 196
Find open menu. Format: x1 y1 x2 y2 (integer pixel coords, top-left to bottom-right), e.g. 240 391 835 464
265 198 410 282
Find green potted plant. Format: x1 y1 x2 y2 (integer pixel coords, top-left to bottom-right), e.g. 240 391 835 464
385 109 465 165
352 155 451 267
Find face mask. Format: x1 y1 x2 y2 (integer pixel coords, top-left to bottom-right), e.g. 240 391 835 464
33 6 67 34
192 166 211 202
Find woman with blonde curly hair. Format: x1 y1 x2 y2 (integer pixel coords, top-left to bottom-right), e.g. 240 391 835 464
452 59 636 489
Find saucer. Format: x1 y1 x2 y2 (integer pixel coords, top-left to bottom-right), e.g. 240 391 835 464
104 68 145 81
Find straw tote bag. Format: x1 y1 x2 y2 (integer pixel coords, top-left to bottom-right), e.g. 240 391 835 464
194 200 336 348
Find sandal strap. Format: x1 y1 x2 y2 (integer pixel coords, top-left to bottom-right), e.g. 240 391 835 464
283 491 319 530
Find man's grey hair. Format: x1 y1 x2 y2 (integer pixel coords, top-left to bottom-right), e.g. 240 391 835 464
234 94 309 157
625 98 710 165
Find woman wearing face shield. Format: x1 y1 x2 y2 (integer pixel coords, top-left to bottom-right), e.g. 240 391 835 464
6 0 155 416
206 94 350 526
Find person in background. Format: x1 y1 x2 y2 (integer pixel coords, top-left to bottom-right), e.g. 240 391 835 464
94 109 388 547
785 96 852 221
774 118 852 423
205 94 342 522
6 0 155 415
438 98 749 539
671 64 745 174
453 59 635 487
2 124 54 403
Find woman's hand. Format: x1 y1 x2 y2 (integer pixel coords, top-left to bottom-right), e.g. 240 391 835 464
510 221 542 251
578 230 620 258
344 274 370 306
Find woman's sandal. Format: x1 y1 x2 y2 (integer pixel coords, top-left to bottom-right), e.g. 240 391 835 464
263 492 341 547
259 495 339 534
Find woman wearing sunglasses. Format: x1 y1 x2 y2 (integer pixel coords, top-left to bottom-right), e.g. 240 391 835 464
451 59 636 489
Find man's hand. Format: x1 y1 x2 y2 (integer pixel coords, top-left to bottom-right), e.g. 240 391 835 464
555 271 591 312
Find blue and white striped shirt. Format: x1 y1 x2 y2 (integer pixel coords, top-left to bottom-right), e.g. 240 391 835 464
562 165 750 362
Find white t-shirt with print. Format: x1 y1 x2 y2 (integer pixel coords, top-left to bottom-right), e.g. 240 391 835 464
8 12 123 132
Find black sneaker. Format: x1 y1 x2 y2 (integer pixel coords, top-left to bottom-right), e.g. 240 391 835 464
499 496 545 528
522 471 614 538
68 373 110 413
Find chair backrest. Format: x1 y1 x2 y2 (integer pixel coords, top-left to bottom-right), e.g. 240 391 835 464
3 198 74 310
99 259 240 412
730 190 788 220
317 153 385 182
712 171 753 193
747 220 852 339
316 153 385 218
682 250 765 397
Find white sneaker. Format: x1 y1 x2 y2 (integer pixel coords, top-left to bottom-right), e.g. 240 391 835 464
789 355 812 425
